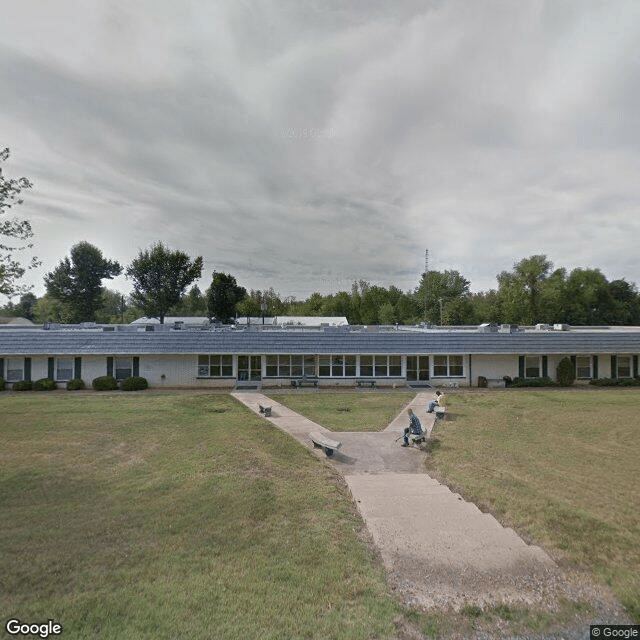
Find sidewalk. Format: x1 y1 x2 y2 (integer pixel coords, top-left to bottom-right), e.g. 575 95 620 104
231 391 561 610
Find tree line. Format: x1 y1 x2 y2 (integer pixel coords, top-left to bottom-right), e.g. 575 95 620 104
2 243 640 327
2 148 639 326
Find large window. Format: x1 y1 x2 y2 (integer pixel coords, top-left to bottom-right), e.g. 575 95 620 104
115 357 133 381
575 356 592 379
617 355 632 378
433 355 464 377
524 356 540 378
318 355 355 377
198 354 233 378
358 355 401 377
56 357 74 381
6 358 24 382
266 355 315 377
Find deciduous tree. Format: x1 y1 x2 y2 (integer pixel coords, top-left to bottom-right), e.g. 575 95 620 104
126 243 203 324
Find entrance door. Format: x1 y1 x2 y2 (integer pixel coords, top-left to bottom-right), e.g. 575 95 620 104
407 356 429 381
237 355 262 381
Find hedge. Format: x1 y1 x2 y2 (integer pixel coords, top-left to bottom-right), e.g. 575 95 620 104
92 376 119 391
34 378 58 391
120 376 149 391
66 378 85 391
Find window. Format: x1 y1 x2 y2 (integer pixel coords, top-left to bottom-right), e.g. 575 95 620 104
6 358 23 382
318 355 355 377
265 355 315 377
525 356 540 378
576 356 592 379
368 355 402 377
433 355 464 377
617 355 632 378
359 355 373 377
198 354 233 378
56 357 74 381
115 357 133 381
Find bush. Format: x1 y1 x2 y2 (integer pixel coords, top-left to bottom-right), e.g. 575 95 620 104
92 376 118 391
590 377 640 387
12 380 33 391
34 378 58 391
66 378 85 391
511 376 556 388
556 357 576 387
0 377 5 391
120 376 148 391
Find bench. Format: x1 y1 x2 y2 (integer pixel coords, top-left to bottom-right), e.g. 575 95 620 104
434 407 446 420
258 403 272 417
291 376 319 388
356 379 376 388
309 431 342 457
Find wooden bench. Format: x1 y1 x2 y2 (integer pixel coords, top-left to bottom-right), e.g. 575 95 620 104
356 379 376 388
291 376 319 388
434 407 446 420
309 431 342 457
258 403 272 416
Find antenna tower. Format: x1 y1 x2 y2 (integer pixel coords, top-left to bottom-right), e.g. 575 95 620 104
423 248 429 277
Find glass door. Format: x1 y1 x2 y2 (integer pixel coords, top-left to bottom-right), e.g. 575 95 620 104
407 356 430 381
237 355 262 381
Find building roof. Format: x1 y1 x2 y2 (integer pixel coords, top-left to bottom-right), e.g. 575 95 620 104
0 323 639 356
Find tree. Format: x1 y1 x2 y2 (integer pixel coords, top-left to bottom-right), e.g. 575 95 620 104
206 272 247 323
126 243 203 324
44 242 122 322
416 270 471 324
1 147 40 297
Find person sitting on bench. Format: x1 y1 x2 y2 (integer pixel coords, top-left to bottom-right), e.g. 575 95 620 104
427 391 443 413
402 408 424 446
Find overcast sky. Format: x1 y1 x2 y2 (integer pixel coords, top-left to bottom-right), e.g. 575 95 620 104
2 0 640 303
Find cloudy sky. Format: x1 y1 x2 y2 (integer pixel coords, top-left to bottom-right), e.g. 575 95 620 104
2 0 640 303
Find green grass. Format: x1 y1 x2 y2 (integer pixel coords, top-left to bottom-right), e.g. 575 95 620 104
266 391 414 431
0 393 402 639
424 388 640 623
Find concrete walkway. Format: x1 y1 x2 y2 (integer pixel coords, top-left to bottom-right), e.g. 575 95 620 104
231 391 561 610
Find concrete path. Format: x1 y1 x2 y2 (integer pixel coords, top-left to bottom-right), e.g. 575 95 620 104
231 391 561 610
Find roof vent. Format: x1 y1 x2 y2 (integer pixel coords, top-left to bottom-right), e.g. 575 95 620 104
553 323 569 331
535 324 550 331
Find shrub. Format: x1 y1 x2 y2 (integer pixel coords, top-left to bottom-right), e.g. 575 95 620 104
590 377 640 387
92 375 118 391
556 357 576 387
0 377 5 391
34 378 58 391
66 378 85 391
12 380 33 391
120 376 148 391
511 376 556 388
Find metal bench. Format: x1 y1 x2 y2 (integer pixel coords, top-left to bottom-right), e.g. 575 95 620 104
309 431 342 457
258 403 272 416
291 376 319 388
356 379 376 388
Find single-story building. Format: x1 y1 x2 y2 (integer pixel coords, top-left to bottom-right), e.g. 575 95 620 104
0 321 638 389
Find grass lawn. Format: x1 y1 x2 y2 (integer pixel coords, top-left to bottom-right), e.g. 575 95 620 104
0 392 401 640
266 391 415 431
272 387 640 628
423 389 640 623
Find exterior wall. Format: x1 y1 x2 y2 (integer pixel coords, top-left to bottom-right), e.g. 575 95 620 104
470 355 519 386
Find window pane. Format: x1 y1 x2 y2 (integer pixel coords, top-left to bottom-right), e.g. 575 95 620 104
345 355 356 377
360 355 373 377
198 355 209 366
389 356 402 376
576 356 591 379
374 356 387 377
304 355 315 376
449 355 463 376
433 355 447 377
525 356 540 378
318 355 331 377
618 356 631 378
7 359 23 382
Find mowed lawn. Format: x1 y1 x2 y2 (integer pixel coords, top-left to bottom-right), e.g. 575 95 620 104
423 389 640 622
0 393 401 640
273 388 640 624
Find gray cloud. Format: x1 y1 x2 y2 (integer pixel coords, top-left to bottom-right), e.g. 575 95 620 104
2 0 639 303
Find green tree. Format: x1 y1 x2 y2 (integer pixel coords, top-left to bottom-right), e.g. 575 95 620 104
126 243 203 324
416 270 471 324
206 272 246 323
44 242 122 322
1 148 40 297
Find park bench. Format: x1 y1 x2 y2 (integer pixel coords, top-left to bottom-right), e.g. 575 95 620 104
309 431 342 457
258 403 272 417
291 376 319 388
356 379 376 388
